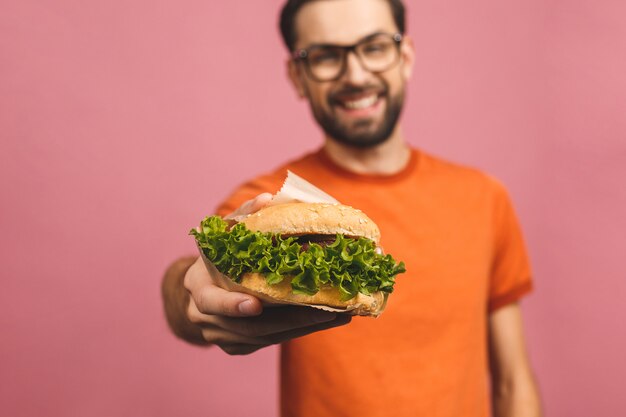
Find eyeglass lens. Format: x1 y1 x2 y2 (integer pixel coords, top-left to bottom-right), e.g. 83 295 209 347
305 34 400 81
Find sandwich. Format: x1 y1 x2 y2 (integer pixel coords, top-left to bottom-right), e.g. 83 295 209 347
191 202 405 316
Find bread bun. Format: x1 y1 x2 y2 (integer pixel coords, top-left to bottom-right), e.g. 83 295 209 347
240 202 380 244
196 202 392 317
233 202 385 316
239 272 387 316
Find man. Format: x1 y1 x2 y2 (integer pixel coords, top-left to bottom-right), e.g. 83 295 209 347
162 0 542 416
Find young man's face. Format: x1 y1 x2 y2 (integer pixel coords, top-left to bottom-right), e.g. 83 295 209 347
289 0 414 148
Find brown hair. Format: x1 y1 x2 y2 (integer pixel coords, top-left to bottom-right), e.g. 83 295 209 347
279 0 406 51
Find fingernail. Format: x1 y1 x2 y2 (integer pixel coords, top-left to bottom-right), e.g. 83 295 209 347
238 300 256 315
312 310 336 323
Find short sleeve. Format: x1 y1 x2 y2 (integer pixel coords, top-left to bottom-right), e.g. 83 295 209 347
488 181 534 312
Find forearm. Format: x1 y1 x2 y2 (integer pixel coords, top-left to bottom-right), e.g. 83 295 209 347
492 370 542 417
489 304 542 417
161 256 209 346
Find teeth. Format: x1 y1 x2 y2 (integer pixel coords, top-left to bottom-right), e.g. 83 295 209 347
343 94 378 109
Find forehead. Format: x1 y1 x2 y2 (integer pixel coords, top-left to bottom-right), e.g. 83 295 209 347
294 0 398 47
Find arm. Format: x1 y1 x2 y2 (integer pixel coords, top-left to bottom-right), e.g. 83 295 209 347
488 303 542 417
161 193 351 354
161 256 209 345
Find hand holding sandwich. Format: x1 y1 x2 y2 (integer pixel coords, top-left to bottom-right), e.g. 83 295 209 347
164 193 352 355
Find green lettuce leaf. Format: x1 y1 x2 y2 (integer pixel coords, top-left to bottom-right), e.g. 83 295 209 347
190 216 406 301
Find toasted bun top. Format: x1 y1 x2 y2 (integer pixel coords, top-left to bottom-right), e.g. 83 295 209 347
240 202 380 244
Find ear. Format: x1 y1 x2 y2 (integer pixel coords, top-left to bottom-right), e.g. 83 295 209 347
287 59 308 99
399 34 416 81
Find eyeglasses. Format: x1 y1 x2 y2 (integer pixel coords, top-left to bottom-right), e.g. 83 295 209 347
293 32 403 82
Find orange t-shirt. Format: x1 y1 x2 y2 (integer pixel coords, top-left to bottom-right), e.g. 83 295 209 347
216 148 533 417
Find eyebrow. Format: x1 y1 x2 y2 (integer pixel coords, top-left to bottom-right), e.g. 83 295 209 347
300 31 390 51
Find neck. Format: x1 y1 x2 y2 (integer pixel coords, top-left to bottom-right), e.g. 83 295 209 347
323 127 410 175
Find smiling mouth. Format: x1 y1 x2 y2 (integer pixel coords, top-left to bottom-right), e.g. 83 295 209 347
343 94 379 109
334 92 382 111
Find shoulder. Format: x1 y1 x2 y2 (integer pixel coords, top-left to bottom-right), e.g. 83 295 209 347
418 150 509 198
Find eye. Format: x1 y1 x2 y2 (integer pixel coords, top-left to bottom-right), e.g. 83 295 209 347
362 42 391 55
309 48 342 65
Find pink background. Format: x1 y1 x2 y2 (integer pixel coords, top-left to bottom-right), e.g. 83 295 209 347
1 0 625 416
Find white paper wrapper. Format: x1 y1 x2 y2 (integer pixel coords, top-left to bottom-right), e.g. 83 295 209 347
225 171 339 222
268 170 339 206
197 172 387 316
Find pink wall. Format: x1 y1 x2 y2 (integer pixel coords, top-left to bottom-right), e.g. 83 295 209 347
1 0 624 416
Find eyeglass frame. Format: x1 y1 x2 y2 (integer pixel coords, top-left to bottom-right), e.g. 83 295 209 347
292 32 404 82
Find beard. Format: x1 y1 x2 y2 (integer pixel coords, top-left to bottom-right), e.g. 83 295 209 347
309 83 405 149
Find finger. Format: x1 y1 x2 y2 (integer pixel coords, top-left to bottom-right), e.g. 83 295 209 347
184 258 263 318
199 326 268 347
211 314 353 355
224 192 273 220
246 192 273 213
218 343 265 356
189 284 263 318
259 314 352 345
211 305 340 337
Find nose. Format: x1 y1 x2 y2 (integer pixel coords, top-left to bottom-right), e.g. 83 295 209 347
342 50 370 85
